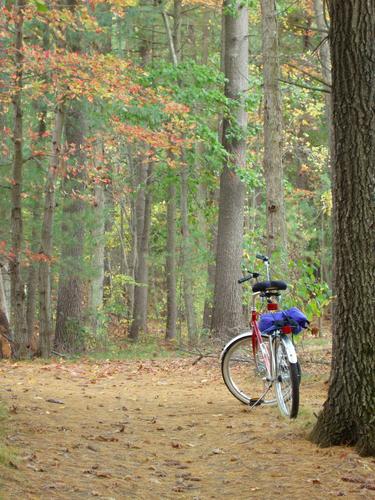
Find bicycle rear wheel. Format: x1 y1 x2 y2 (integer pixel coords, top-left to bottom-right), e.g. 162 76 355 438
274 337 300 418
221 333 276 406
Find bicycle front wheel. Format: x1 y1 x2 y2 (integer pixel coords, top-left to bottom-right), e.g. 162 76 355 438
274 337 300 418
221 333 276 406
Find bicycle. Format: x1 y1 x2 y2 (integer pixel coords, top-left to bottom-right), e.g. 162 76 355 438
220 254 308 419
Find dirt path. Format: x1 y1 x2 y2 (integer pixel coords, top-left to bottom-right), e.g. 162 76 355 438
0 358 374 499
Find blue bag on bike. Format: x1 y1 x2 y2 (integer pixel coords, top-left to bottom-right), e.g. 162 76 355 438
259 307 309 334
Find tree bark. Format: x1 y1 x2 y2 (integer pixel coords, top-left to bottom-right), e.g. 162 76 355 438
180 163 197 342
162 0 182 340
54 103 86 353
0 267 11 358
10 0 28 358
26 109 46 347
125 146 137 317
26 202 39 346
89 183 106 334
129 162 153 340
310 0 375 457
261 0 287 258
165 181 177 340
39 105 64 357
174 0 198 341
211 0 248 338
203 14 224 332
202 189 219 331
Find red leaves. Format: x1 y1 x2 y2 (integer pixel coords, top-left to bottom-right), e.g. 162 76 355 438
0 240 16 261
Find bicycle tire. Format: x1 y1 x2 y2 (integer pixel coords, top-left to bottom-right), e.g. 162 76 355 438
274 338 300 418
221 332 276 406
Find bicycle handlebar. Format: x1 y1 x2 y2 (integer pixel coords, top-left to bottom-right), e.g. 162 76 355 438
238 272 260 284
256 253 269 262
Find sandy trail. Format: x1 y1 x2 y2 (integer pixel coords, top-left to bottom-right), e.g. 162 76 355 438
0 358 374 499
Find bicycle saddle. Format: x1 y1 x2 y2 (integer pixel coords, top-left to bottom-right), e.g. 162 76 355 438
252 280 287 293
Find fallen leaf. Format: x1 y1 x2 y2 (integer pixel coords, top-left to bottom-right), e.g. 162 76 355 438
171 441 183 449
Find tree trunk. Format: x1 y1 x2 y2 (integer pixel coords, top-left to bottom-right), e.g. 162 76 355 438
39 105 64 357
10 0 28 358
310 0 375 457
161 0 181 340
202 189 219 331
172 0 198 341
0 267 11 358
26 203 39 346
0 266 10 323
180 164 197 342
125 146 137 317
203 14 224 332
54 103 86 353
211 0 248 338
129 163 153 340
26 109 47 347
165 181 177 340
313 0 334 158
89 183 106 334
261 0 287 258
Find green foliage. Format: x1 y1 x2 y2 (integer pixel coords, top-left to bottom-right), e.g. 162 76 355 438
283 259 332 320
103 274 136 318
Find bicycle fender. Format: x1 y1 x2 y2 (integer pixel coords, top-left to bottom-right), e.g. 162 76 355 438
220 331 252 362
281 335 298 364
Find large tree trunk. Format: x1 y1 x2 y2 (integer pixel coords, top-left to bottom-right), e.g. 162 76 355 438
38 105 64 357
54 103 86 353
54 0 86 353
211 0 248 338
310 0 375 457
10 0 28 358
261 0 287 257
129 163 153 340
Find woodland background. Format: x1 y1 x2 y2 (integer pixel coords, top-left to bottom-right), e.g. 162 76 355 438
0 0 333 358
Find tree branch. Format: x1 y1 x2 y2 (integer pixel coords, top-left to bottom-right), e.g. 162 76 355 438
279 78 330 93
161 11 178 67
285 62 331 88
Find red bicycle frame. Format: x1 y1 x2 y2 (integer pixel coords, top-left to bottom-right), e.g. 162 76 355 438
250 293 272 375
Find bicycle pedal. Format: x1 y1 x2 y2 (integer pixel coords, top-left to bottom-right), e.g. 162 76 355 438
249 398 264 406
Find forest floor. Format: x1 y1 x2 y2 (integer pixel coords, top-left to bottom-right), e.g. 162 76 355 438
0 340 374 499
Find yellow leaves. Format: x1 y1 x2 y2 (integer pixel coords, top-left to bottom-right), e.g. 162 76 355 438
321 191 332 216
164 102 190 115
89 0 138 6
88 0 139 17
181 0 221 7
